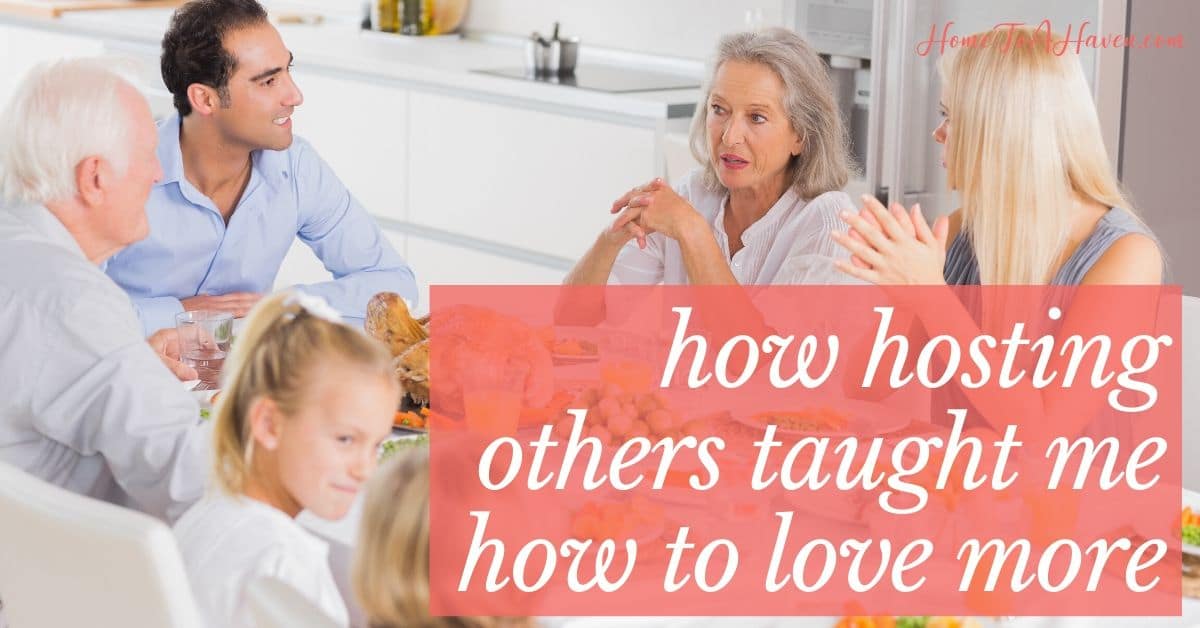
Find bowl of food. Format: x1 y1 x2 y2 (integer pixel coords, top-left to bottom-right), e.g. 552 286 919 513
1182 488 1200 556
570 496 666 549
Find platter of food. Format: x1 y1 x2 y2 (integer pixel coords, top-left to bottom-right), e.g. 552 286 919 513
393 407 429 433
535 326 602 366
1183 488 1200 557
731 400 910 438
570 496 666 548
834 617 998 628
548 337 600 365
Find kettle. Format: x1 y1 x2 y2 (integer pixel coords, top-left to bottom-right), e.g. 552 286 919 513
525 22 580 76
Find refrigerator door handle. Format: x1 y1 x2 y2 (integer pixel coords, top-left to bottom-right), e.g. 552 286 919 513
864 0 890 202
886 0 916 209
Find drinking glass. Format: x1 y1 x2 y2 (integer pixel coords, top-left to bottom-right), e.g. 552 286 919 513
176 310 234 390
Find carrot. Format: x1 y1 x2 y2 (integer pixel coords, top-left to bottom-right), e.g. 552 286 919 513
394 410 426 429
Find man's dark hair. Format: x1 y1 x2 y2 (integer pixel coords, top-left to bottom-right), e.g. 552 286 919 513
161 0 269 117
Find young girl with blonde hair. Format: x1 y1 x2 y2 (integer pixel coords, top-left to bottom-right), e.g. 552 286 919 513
353 448 531 628
174 291 399 628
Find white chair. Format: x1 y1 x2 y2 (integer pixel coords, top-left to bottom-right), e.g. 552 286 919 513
0 462 202 628
1184 295 1200 490
244 576 342 628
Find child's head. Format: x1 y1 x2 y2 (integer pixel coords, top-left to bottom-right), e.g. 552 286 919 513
212 291 399 519
353 448 531 628
353 448 431 626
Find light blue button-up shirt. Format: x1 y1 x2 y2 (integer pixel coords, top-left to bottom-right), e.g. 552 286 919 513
105 114 417 334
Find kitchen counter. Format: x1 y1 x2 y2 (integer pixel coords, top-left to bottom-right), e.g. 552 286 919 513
0 7 701 121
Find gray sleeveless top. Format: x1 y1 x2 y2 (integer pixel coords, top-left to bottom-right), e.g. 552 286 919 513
943 207 1159 285
936 206 1161 441
935 206 1162 434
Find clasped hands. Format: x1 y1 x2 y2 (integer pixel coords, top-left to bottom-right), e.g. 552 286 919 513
606 178 702 249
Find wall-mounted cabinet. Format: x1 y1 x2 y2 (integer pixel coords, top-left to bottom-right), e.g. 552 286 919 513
0 24 103 107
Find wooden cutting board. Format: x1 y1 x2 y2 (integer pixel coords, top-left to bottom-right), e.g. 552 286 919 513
0 0 184 18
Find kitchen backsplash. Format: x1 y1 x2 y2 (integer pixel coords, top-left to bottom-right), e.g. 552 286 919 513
268 0 790 61
461 0 789 60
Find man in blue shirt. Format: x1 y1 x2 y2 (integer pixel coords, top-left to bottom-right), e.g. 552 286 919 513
105 0 417 334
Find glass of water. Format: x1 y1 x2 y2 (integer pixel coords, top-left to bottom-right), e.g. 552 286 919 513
176 310 234 390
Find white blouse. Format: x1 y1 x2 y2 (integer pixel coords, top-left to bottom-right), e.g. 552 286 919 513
173 492 349 628
609 169 862 285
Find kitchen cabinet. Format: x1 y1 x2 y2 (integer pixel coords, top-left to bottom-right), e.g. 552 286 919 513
406 235 565 315
272 229 567 319
0 21 170 116
273 237 334 292
406 91 657 260
290 69 409 223
271 231 410 291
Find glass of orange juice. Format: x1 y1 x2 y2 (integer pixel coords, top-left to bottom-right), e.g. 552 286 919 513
599 360 654 394
462 361 528 438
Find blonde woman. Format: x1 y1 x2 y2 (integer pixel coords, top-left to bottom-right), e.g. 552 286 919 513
834 26 1162 287
566 28 859 287
831 26 1163 440
353 448 531 628
173 291 398 628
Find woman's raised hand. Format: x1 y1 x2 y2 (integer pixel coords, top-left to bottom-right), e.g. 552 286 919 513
832 194 949 285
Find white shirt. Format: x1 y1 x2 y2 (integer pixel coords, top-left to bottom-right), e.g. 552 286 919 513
610 169 862 285
174 492 350 628
0 202 209 522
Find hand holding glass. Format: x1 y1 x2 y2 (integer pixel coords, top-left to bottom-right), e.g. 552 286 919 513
175 310 233 390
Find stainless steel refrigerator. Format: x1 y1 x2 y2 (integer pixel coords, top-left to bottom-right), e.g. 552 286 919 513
793 0 1129 217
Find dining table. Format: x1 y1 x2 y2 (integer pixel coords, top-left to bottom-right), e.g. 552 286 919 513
295 431 1200 628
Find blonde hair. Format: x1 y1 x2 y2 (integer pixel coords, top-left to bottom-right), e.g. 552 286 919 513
941 26 1136 284
689 28 854 199
353 449 530 628
211 291 396 495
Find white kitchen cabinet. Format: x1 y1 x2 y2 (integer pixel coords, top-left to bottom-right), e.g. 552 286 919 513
271 230 409 289
273 230 567 316
273 237 333 291
406 91 657 260
0 24 104 108
289 69 408 222
406 235 565 315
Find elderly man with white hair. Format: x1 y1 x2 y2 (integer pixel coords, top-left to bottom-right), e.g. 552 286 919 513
0 58 209 523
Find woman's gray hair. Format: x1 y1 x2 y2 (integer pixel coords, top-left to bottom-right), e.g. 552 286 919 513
0 57 139 205
689 28 854 199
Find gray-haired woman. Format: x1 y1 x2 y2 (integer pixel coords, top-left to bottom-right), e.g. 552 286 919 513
566 27 859 287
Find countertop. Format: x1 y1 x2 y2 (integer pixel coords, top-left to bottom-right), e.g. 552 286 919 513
0 7 701 121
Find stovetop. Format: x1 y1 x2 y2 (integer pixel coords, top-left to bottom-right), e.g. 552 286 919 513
473 65 701 94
